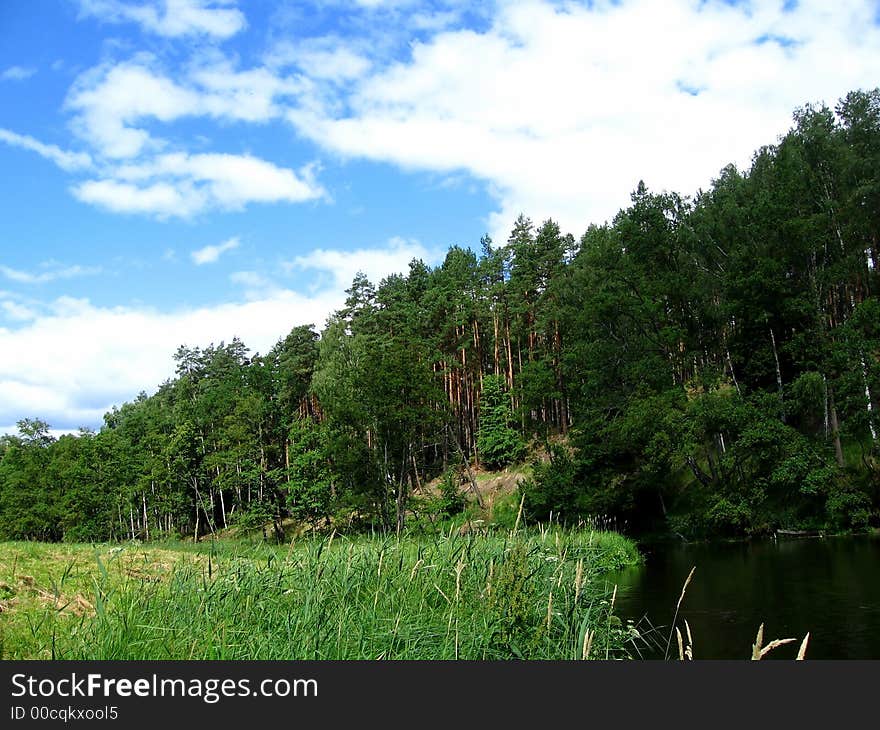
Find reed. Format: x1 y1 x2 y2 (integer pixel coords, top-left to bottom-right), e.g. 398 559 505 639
0 527 641 660
664 567 811 661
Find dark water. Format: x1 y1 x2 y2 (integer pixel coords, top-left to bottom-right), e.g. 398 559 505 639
606 533 880 660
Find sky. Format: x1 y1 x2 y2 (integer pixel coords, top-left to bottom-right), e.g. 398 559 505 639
1 0 880 436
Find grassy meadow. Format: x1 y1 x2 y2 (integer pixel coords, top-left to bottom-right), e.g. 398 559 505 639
0 526 640 660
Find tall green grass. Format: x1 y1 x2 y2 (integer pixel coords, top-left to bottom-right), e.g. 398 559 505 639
0 528 640 660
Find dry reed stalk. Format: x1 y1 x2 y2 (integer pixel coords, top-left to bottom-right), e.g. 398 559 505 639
582 629 593 660
513 494 525 534
555 546 568 588
546 590 553 631
751 624 763 658
664 566 696 660
605 584 618 660
751 623 797 659
434 583 451 604
454 559 465 602
796 633 810 660
409 558 423 581
574 558 584 605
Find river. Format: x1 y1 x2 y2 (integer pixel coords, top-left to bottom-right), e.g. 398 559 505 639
607 532 880 660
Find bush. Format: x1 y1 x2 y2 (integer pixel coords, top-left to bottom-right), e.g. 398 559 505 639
521 444 581 522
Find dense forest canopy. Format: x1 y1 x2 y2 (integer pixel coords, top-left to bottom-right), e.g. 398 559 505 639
3 89 880 541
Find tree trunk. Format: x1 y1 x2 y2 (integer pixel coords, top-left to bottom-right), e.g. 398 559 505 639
860 352 877 441
769 325 785 421
142 493 149 541
828 385 846 468
448 425 483 508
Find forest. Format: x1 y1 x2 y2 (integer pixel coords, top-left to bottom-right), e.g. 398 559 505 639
2 89 879 542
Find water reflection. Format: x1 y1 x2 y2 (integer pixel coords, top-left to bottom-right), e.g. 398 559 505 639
609 533 880 659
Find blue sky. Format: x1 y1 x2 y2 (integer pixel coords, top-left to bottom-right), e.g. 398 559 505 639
1 0 880 434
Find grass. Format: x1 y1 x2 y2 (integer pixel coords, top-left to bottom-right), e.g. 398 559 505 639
0 526 640 660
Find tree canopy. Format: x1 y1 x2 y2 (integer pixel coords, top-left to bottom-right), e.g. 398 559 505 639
3 90 880 541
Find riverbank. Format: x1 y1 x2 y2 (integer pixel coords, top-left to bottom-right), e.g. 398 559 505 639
0 527 640 660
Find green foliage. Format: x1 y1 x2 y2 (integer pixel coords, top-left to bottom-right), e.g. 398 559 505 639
487 543 533 652
490 490 523 530
227 502 274 534
521 445 581 522
4 89 880 542
284 418 333 525
477 375 525 470
438 469 466 516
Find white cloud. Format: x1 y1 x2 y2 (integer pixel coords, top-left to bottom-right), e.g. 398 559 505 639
0 263 101 285
352 0 419 9
265 39 372 82
59 54 324 217
188 55 304 120
0 289 341 432
1 66 36 81
76 0 247 39
0 238 434 432
287 236 437 290
72 179 195 216
0 301 38 322
65 58 204 159
192 236 240 264
284 0 880 240
65 56 301 159
73 152 325 217
0 128 92 172
229 270 282 300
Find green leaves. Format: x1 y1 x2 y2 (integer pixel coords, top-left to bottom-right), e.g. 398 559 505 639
477 375 524 471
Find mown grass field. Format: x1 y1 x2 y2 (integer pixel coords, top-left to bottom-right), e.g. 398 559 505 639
0 527 640 660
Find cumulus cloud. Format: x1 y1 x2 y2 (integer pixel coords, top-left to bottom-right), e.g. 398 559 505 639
286 236 437 290
65 55 301 159
192 236 239 264
284 0 880 239
76 0 246 39
72 179 193 216
30 0 880 235
0 289 343 433
1 66 36 81
59 55 324 217
72 153 325 217
0 238 433 432
265 39 372 82
65 58 203 160
0 128 92 172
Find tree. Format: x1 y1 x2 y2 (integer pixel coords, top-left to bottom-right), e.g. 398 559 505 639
477 375 524 470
